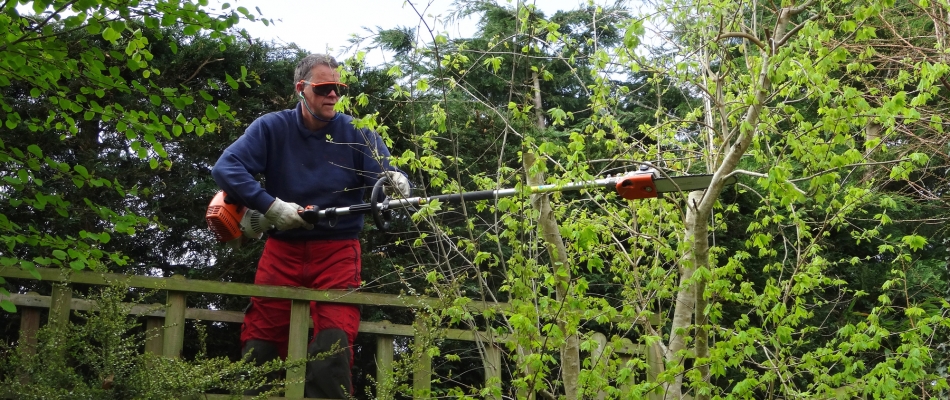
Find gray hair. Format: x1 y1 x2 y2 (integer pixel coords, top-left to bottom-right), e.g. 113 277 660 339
294 54 339 82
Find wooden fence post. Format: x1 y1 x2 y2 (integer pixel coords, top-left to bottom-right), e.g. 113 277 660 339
646 340 664 400
163 286 186 358
413 315 432 399
49 284 72 332
591 333 609 400
145 311 164 355
376 331 395 400
618 338 637 397
18 292 41 356
285 299 310 398
17 292 41 384
482 342 502 400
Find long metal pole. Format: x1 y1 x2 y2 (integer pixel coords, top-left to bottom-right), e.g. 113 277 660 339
308 176 622 221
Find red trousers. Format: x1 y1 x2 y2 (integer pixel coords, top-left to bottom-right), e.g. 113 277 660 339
240 238 361 363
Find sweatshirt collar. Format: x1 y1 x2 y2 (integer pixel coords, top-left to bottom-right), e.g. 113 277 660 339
295 103 342 139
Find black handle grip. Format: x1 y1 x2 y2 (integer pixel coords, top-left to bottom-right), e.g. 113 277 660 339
299 205 320 224
296 179 390 231
371 175 392 232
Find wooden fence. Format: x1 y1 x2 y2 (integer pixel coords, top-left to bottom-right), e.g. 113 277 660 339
1 267 659 399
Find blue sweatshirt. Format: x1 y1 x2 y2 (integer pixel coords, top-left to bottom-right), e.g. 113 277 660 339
212 104 398 240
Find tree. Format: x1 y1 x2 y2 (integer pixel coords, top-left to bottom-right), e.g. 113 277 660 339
616 0 950 397
5 0 950 398
364 0 950 398
0 0 272 308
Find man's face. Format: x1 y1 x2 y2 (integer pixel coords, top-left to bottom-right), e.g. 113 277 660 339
297 64 343 121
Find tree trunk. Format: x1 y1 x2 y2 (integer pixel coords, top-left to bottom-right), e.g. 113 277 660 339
665 191 703 399
524 70 580 400
666 3 808 397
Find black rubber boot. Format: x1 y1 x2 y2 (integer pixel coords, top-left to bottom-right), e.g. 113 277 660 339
305 329 352 399
242 339 281 395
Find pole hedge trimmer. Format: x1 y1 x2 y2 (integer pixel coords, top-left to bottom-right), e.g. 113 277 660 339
206 166 736 243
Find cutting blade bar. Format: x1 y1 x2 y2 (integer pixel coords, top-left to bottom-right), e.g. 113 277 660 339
654 174 736 193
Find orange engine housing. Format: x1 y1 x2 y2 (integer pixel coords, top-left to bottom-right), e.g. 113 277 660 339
206 191 245 242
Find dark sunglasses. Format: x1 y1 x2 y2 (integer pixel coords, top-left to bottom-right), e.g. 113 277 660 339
300 80 348 96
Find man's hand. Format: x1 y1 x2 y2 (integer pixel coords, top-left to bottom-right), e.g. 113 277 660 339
382 171 411 198
264 198 312 230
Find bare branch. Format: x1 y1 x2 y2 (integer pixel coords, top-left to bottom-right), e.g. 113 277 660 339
716 32 767 51
725 169 768 179
789 0 818 16
789 158 910 183
775 14 819 48
182 58 224 84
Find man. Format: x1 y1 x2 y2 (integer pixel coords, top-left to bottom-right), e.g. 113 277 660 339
211 53 410 398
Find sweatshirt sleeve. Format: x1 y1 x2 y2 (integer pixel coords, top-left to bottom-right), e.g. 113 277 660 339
211 119 277 212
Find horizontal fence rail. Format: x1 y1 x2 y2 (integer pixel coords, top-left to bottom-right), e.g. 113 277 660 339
1 267 659 399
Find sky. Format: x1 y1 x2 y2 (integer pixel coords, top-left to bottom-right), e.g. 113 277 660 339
231 0 604 65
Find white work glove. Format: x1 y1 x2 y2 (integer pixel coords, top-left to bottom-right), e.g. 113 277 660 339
382 171 411 198
264 198 311 230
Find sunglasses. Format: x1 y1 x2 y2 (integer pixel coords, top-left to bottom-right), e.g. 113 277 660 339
300 80 348 97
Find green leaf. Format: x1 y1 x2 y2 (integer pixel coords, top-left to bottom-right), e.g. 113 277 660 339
69 260 85 271
624 19 645 50
102 26 122 41
587 255 603 272
27 144 42 158
0 299 15 313
205 105 219 120
225 73 239 89
576 226 596 250
901 235 927 251
416 79 429 91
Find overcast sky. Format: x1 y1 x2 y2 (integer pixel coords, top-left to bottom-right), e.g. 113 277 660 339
232 0 602 65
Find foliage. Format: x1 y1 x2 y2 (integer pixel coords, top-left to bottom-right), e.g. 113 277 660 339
0 0 271 309
0 283 291 399
350 0 950 398
2 0 950 398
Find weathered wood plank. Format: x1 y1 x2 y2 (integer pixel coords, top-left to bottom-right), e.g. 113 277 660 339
4 293 240 321
49 284 71 331
375 333 395 400
2 293 645 356
183 395 333 400
482 343 502 400
0 267 507 312
145 316 164 355
17 299 40 355
1 268 665 326
592 332 609 400
163 290 186 359
645 339 664 400
285 299 310 398
412 317 432 399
